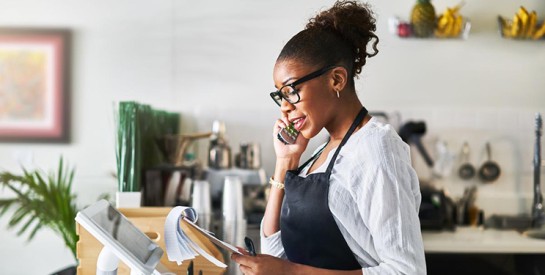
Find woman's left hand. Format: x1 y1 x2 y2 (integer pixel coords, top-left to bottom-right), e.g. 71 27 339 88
231 253 295 275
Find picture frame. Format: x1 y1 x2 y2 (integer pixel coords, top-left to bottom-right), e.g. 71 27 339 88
0 28 71 143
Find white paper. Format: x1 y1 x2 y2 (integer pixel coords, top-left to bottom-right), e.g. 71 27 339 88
164 206 239 269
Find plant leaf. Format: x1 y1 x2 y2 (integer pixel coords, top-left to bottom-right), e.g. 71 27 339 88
8 206 30 229
0 158 79 261
28 223 43 241
17 215 37 237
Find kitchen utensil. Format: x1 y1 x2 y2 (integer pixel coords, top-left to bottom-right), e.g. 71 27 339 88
238 143 262 169
478 142 501 183
191 180 212 230
463 186 479 225
532 113 545 228
399 121 434 167
222 176 244 221
458 142 476 180
432 140 455 178
209 142 231 169
456 186 475 225
208 120 232 169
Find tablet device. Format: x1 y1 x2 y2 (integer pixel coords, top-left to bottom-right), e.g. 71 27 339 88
75 200 163 275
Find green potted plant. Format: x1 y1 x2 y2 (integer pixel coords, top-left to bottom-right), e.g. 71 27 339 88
0 157 78 274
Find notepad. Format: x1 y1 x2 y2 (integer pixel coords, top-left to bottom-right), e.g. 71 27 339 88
164 206 242 268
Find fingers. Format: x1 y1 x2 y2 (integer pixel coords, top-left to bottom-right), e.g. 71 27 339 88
239 264 253 275
275 115 290 131
275 118 287 129
273 119 287 137
235 246 250 255
231 253 257 268
280 115 290 127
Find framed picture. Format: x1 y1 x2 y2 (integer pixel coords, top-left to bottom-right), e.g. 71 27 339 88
0 28 71 143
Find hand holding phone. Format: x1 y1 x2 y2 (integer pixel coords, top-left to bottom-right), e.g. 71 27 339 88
277 123 299 145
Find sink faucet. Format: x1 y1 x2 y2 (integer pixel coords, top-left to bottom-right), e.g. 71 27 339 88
532 113 545 228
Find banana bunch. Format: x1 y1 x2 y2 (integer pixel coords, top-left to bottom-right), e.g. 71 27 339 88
500 6 545 40
435 4 464 38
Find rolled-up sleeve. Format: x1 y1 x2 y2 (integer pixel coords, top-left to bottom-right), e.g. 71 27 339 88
259 220 287 258
358 153 426 274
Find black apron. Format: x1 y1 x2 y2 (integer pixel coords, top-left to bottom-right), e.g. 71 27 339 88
280 107 368 270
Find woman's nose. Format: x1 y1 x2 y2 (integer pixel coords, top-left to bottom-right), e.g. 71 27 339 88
280 99 295 113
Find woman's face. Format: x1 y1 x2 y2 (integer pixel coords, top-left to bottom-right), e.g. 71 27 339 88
273 60 337 139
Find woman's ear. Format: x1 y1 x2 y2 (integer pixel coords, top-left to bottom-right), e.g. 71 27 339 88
330 67 348 94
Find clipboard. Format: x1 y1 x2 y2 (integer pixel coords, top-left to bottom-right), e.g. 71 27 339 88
182 217 243 255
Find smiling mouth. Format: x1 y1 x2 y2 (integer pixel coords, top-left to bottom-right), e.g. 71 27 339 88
291 117 306 131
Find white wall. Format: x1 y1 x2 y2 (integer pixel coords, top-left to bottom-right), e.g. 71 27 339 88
0 0 544 273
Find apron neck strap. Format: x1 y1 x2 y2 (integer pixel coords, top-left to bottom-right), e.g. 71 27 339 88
325 107 368 175
297 140 329 173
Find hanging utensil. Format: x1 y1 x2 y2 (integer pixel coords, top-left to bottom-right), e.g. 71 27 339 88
432 140 455 178
478 142 501 183
458 142 476 180
399 121 434 167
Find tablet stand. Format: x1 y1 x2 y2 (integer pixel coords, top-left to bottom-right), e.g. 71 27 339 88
96 246 162 275
97 246 120 275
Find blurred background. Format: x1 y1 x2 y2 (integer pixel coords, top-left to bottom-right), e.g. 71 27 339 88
0 0 544 274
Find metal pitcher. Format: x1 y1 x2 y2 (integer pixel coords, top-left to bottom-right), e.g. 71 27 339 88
208 141 232 169
238 143 261 169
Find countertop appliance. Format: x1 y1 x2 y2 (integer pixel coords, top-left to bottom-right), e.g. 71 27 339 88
419 184 456 231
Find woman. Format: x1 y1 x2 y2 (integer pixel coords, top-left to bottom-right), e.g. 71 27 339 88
232 1 426 274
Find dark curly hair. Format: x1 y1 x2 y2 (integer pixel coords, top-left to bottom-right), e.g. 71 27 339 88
277 0 379 88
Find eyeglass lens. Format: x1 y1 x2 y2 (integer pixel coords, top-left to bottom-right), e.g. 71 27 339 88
271 65 337 106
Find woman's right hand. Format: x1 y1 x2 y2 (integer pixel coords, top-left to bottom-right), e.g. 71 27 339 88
273 117 309 160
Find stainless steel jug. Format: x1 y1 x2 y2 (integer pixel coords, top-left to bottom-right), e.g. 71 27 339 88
208 120 232 169
208 142 232 169
238 143 261 169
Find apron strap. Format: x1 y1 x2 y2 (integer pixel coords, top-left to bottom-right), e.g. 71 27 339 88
296 141 328 173
325 107 368 175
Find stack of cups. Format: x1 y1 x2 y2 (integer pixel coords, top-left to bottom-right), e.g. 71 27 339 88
222 176 246 275
190 180 212 231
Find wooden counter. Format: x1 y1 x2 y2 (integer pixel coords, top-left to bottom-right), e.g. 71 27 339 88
76 207 226 275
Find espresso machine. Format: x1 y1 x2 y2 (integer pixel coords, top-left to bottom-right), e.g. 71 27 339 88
205 120 268 224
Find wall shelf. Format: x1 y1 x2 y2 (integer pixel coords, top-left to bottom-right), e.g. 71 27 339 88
389 17 471 40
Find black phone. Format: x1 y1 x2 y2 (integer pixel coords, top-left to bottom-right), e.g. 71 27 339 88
277 124 299 145
244 236 256 256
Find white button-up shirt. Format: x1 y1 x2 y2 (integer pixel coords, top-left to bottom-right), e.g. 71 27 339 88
261 117 426 274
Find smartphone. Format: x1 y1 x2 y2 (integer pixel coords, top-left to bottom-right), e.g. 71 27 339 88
277 123 299 145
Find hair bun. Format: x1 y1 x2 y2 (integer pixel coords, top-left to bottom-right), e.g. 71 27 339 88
306 0 379 75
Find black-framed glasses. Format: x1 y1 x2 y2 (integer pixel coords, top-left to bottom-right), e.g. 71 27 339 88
270 65 337 106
